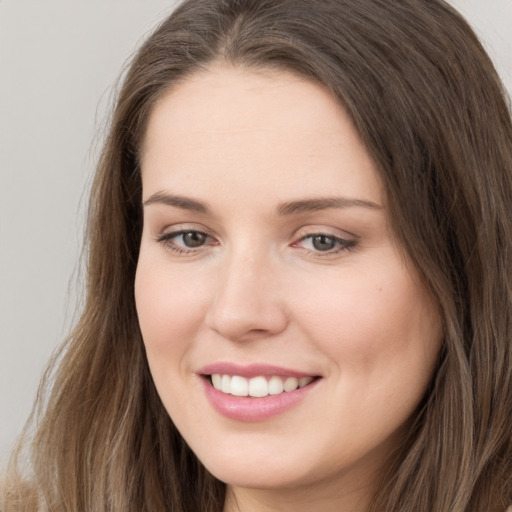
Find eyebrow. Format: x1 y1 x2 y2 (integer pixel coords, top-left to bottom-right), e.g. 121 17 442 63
276 197 383 215
143 192 383 215
143 192 211 214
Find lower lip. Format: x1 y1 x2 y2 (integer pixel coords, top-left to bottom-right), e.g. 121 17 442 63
201 377 320 422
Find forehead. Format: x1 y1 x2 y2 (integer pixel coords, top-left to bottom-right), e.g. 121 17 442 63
140 64 383 207
144 65 339 135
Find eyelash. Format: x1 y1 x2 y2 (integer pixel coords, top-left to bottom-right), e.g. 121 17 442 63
156 229 357 257
293 233 356 256
156 230 216 255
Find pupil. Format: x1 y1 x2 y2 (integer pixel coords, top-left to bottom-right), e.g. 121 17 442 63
183 231 206 247
312 235 335 251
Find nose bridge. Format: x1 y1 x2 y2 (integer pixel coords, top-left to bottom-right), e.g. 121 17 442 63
206 243 287 341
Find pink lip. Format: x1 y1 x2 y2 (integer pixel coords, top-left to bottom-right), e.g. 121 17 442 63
197 362 321 422
198 362 316 379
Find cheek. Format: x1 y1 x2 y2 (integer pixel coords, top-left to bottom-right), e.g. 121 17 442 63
134 257 209 356
289 260 442 376
287 261 442 456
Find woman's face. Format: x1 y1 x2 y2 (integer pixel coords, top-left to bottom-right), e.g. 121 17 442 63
135 65 442 507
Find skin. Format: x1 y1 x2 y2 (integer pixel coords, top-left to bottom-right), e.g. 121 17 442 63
135 64 443 512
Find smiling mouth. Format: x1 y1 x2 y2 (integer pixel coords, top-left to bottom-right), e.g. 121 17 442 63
208 374 318 397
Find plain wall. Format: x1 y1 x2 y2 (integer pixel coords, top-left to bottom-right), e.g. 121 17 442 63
1 0 511 465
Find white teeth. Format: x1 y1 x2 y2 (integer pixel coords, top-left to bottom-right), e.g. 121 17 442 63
210 374 314 397
249 376 268 397
268 376 284 395
221 374 231 394
211 373 222 390
230 375 249 397
283 377 299 392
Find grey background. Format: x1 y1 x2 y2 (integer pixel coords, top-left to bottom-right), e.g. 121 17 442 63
1 1 511 465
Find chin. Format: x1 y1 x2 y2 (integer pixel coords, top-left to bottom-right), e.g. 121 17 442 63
192 438 325 490
207 461 307 490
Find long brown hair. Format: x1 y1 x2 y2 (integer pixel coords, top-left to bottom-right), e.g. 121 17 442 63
2 1 511 510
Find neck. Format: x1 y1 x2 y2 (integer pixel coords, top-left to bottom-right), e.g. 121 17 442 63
223 479 373 512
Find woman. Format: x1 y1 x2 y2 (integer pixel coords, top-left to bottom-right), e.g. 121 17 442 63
2 0 511 510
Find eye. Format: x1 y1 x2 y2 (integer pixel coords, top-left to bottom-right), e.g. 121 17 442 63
178 231 208 248
309 234 338 251
157 229 217 253
293 233 356 255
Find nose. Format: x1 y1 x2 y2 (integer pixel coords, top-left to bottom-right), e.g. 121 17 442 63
205 250 288 342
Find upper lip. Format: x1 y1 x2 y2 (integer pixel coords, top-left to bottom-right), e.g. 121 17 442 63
198 362 318 379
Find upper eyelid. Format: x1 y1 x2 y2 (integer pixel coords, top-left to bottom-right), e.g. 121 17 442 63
154 224 359 244
157 229 216 243
294 233 354 247
157 223 215 236
293 225 358 241
160 228 210 236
